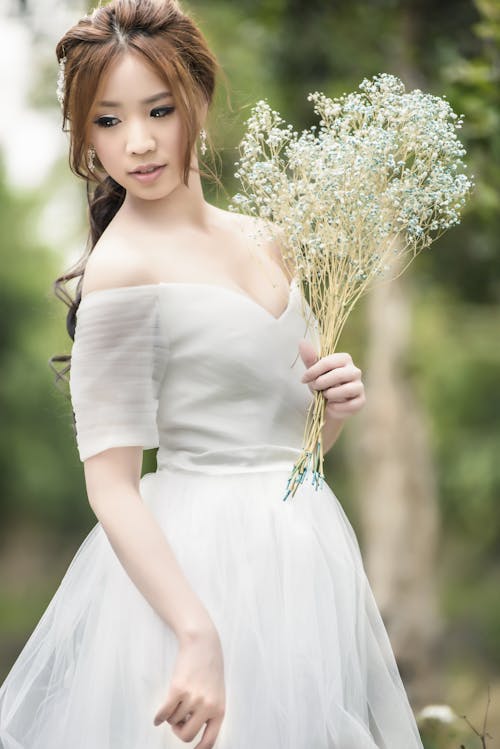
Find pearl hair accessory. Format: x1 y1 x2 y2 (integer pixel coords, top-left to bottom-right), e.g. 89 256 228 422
56 56 67 108
55 7 102 109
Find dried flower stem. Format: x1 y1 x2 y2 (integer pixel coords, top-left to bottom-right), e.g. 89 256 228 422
230 74 473 499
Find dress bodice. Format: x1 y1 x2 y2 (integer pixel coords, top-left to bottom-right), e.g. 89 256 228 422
70 280 320 473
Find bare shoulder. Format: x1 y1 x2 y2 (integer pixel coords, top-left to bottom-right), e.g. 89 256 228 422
80 231 153 299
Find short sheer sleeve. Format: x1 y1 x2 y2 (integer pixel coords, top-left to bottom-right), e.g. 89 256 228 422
69 285 168 462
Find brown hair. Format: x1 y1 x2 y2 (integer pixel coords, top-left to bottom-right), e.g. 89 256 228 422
49 0 222 387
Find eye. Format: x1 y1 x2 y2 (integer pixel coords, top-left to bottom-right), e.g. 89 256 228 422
94 116 120 128
151 106 175 118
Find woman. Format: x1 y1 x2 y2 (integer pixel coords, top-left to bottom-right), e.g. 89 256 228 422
0 1 425 748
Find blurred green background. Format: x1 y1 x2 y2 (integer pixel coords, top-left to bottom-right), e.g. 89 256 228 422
0 0 499 746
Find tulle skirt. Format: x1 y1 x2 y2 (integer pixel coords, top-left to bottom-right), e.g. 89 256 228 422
0 465 424 748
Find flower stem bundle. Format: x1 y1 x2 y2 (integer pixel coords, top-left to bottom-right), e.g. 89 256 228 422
229 73 473 500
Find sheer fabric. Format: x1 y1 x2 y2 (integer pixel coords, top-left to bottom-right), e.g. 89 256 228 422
0 281 425 749
69 285 169 461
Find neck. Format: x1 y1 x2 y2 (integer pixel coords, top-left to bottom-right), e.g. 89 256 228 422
119 153 213 230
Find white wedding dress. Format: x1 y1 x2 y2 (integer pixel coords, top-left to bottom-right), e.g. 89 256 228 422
0 279 424 748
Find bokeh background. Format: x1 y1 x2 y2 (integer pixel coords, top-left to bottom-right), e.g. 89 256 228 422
0 0 499 746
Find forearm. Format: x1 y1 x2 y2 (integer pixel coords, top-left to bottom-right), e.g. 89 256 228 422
322 409 346 454
88 485 213 642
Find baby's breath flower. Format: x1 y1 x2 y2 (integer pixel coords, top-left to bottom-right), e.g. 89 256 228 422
230 73 473 500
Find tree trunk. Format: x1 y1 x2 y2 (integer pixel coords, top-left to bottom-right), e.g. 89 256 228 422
346 0 444 707
349 264 442 704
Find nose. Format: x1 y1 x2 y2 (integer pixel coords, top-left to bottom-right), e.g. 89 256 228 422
125 119 156 156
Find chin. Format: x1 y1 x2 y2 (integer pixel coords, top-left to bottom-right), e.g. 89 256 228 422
125 185 175 203
125 178 182 203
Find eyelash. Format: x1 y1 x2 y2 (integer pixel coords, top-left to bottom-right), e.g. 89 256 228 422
94 106 176 128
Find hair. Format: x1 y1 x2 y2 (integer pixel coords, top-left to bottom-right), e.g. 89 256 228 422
49 0 223 389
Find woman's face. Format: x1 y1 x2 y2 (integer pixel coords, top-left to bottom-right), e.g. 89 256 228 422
89 51 188 202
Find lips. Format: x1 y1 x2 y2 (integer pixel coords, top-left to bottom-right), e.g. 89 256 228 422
128 163 167 185
129 163 165 175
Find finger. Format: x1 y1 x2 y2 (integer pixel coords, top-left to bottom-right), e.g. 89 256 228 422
153 690 185 725
193 715 223 749
323 382 364 403
167 700 194 726
301 352 353 383
326 394 365 414
298 338 318 369
309 364 361 391
172 711 203 743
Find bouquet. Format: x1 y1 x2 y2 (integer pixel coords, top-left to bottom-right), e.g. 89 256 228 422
229 73 473 500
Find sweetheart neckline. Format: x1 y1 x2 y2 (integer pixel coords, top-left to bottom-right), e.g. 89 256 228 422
79 277 299 323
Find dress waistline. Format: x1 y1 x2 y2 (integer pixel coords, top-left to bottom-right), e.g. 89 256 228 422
156 444 301 476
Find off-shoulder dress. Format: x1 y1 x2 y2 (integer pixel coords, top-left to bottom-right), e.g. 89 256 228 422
0 280 424 748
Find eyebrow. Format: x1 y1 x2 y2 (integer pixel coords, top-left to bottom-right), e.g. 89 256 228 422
96 91 173 107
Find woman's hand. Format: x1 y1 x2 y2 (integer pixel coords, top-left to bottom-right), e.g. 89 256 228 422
299 339 366 420
153 625 226 749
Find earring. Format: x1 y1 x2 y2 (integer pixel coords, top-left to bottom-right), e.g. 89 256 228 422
87 145 96 171
199 128 207 156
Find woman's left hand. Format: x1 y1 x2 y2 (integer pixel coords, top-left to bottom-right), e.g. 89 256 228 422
298 339 366 420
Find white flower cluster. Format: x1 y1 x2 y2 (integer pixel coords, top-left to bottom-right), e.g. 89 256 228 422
417 704 458 723
230 74 473 498
230 73 473 288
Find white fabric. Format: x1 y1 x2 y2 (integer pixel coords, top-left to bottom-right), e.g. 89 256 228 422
69 285 168 461
0 280 424 748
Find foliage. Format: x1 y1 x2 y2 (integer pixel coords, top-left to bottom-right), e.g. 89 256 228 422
0 162 93 539
1 1 500 729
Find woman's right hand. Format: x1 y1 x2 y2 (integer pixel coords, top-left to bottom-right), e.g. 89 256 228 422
153 624 226 749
